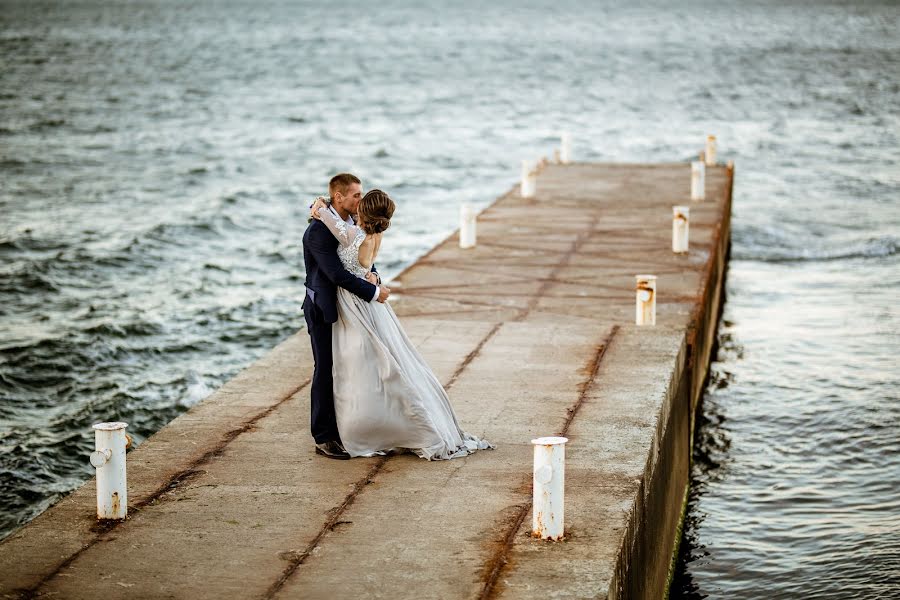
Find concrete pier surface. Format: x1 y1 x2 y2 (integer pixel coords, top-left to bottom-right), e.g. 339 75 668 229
0 162 732 599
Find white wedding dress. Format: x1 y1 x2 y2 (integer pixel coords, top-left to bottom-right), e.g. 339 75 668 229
316 206 494 460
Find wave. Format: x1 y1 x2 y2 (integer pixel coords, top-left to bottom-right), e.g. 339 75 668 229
0 264 61 294
733 230 898 264
0 210 247 290
0 234 70 254
139 212 252 242
73 124 116 135
27 119 66 132
80 320 165 338
0 158 27 169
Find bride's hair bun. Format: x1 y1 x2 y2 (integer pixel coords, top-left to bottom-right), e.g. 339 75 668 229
367 215 391 234
358 189 395 235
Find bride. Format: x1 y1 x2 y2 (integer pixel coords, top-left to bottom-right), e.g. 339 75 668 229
309 190 493 460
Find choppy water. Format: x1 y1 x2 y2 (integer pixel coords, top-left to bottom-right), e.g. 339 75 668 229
1 0 898 596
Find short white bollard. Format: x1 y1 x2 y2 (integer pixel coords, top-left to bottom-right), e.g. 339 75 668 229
691 161 705 201
560 132 572 164
672 206 690 253
90 422 128 520
635 275 657 326
459 203 476 249
532 436 568 540
705 135 717 166
520 160 536 198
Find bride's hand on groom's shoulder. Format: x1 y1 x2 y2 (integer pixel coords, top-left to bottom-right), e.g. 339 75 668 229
308 196 329 222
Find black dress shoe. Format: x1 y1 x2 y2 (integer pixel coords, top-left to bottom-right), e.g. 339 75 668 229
315 440 351 460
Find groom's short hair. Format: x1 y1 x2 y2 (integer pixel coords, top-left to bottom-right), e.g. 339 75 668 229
329 173 361 199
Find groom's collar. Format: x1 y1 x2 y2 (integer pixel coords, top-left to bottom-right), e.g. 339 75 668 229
328 205 355 224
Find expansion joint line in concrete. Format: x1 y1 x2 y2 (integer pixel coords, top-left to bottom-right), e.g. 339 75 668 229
261 456 389 600
404 261 542 285
395 306 506 320
445 322 505 390
19 378 312 598
406 286 626 300
399 298 611 327
513 214 601 322
262 321 506 600
478 326 619 600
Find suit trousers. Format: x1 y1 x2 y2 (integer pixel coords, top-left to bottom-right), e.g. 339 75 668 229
303 294 340 444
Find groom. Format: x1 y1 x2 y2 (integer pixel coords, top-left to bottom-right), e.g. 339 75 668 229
303 173 390 459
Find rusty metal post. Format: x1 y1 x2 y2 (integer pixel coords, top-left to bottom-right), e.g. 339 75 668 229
520 160 536 198
531 436 567 540
90 422 128 520
705 135 717 165
459 203 476 249
672 206 689 253
635 275 657 326
691 161 705 201
560 132 572 164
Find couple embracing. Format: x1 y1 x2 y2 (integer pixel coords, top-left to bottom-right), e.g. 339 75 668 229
302 173 493 461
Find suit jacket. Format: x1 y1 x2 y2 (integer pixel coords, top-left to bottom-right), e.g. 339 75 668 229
302 218 377 324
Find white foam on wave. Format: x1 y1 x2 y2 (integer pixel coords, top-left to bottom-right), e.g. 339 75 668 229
180 370 213 407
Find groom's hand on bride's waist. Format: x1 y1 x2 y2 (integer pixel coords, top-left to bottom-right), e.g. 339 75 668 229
377 286 391 303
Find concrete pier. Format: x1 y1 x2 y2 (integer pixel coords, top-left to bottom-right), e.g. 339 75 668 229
0 162 732 599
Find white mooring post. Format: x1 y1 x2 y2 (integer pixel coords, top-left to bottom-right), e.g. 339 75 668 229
635 275 657 326
672 206 690 253
532 436 568 540
691 161 706 201
705 135 717 166
560 132 572 164
90 422 128 520
520 160 536 198
459 203 476 249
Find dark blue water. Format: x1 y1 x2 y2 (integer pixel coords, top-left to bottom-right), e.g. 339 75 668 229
1 1 898 596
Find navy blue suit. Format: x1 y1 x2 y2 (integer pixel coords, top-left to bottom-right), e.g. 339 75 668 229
302 218 377 444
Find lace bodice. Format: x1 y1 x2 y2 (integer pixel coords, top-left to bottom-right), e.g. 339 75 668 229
317 206 370 278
